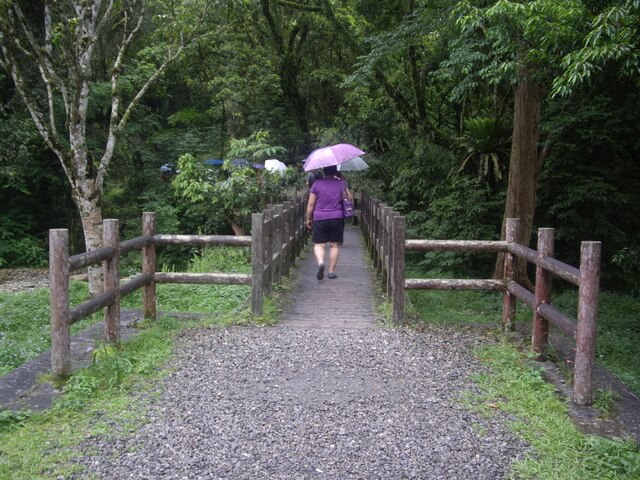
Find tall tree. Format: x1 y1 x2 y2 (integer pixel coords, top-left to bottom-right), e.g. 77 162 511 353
0 0 214 293
450 0 588 285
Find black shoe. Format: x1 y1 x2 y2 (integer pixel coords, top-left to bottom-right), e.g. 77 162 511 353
328 272 337 279
317 264 325 280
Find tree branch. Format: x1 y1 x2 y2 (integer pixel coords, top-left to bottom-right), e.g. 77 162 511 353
275 0 321 13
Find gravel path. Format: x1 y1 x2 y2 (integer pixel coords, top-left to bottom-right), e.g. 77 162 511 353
79 325 529 479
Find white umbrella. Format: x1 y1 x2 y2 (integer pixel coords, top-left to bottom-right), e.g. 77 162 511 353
264 159 287 176
338 156 369 171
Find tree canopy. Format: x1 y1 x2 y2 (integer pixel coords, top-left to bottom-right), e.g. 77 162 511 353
1 0 639 292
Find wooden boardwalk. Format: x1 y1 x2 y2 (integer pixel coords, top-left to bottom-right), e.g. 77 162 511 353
277 224 381 329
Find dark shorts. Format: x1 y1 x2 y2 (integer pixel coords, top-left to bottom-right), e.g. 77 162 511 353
312 218 345 244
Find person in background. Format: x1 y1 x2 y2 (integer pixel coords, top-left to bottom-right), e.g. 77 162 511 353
305 165 352 280
307 168 323 188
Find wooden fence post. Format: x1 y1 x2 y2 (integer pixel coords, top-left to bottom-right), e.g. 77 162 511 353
273 205 283 284
264 208 274 297
383 206 393 295
251 213 264 316
374 202 382 273
298 193 307 257
49 229 71 377
282 201 292 277
573 241 601 406
142 212 157 320
103 219 120 343
392 215 406 325
532 228 554 360
361 192 369 245
501 217 520 331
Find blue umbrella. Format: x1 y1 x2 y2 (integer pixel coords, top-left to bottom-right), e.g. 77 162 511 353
204 159 224 166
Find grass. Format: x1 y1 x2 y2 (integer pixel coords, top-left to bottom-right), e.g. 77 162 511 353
407 286 640 397
0 282 103 376
0 315 187 479
470 343 640 479
407 284 640 479
0 245 273 478
0 246 252 376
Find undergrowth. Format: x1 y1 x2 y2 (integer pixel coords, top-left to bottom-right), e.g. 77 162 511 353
0 246 252 376
0 282 103 376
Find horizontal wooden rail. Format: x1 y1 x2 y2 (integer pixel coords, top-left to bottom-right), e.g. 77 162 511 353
406 240 507 252
70 289 116 325
69 246 115 272
120 235 153 255
505 278 578 338
508 243 580 285
154 272 251 285
154 234 252 247
405 278 504 291
538 302 577 338
120 273 154 297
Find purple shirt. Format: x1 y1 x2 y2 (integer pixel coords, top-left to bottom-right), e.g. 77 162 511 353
311 177 346 220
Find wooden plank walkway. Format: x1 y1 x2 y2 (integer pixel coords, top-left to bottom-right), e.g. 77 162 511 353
277 224 381 330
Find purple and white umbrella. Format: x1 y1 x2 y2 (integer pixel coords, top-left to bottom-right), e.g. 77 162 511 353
303 143 365 171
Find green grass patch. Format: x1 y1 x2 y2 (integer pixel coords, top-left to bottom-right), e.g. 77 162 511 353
408 289 503 325
0 282 102 376
0 315 184 479
408 283 640 396
0 246 253 376
470 343 640 479
122 245 252 315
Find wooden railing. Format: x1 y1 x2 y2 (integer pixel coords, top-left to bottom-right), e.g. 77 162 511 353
360 192 601 406
48 194 308 378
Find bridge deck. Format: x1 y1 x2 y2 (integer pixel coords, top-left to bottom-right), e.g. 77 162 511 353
278 224 380 330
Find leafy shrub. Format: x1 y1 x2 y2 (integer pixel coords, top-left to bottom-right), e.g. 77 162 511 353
0 218 47 268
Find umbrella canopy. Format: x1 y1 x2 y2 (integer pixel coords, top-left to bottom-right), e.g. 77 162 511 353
338 156 369 171
303 143 365 171
204 159 224 166
264 159 287 176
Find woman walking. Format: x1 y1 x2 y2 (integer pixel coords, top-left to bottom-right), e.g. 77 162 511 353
305 165 352 280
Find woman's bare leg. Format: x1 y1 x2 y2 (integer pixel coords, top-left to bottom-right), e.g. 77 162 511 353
314 243 326 265
328 242 340 273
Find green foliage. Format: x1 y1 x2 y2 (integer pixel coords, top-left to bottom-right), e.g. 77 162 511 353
57 316 182 410
171 131 289 234
0 241 253 477
592 387 622 418
0 315 185 479
187 246 251 274
226 130 286 162
0 218 47 268
0 409 31 434
537 88 640 292
458 116 510 184
122 245 251 313
471 343 640 479
407 288 503 325
552 0 640 97
406 176 503 276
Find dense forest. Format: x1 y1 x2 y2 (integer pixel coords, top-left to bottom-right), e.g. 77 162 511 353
1 0 639 294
